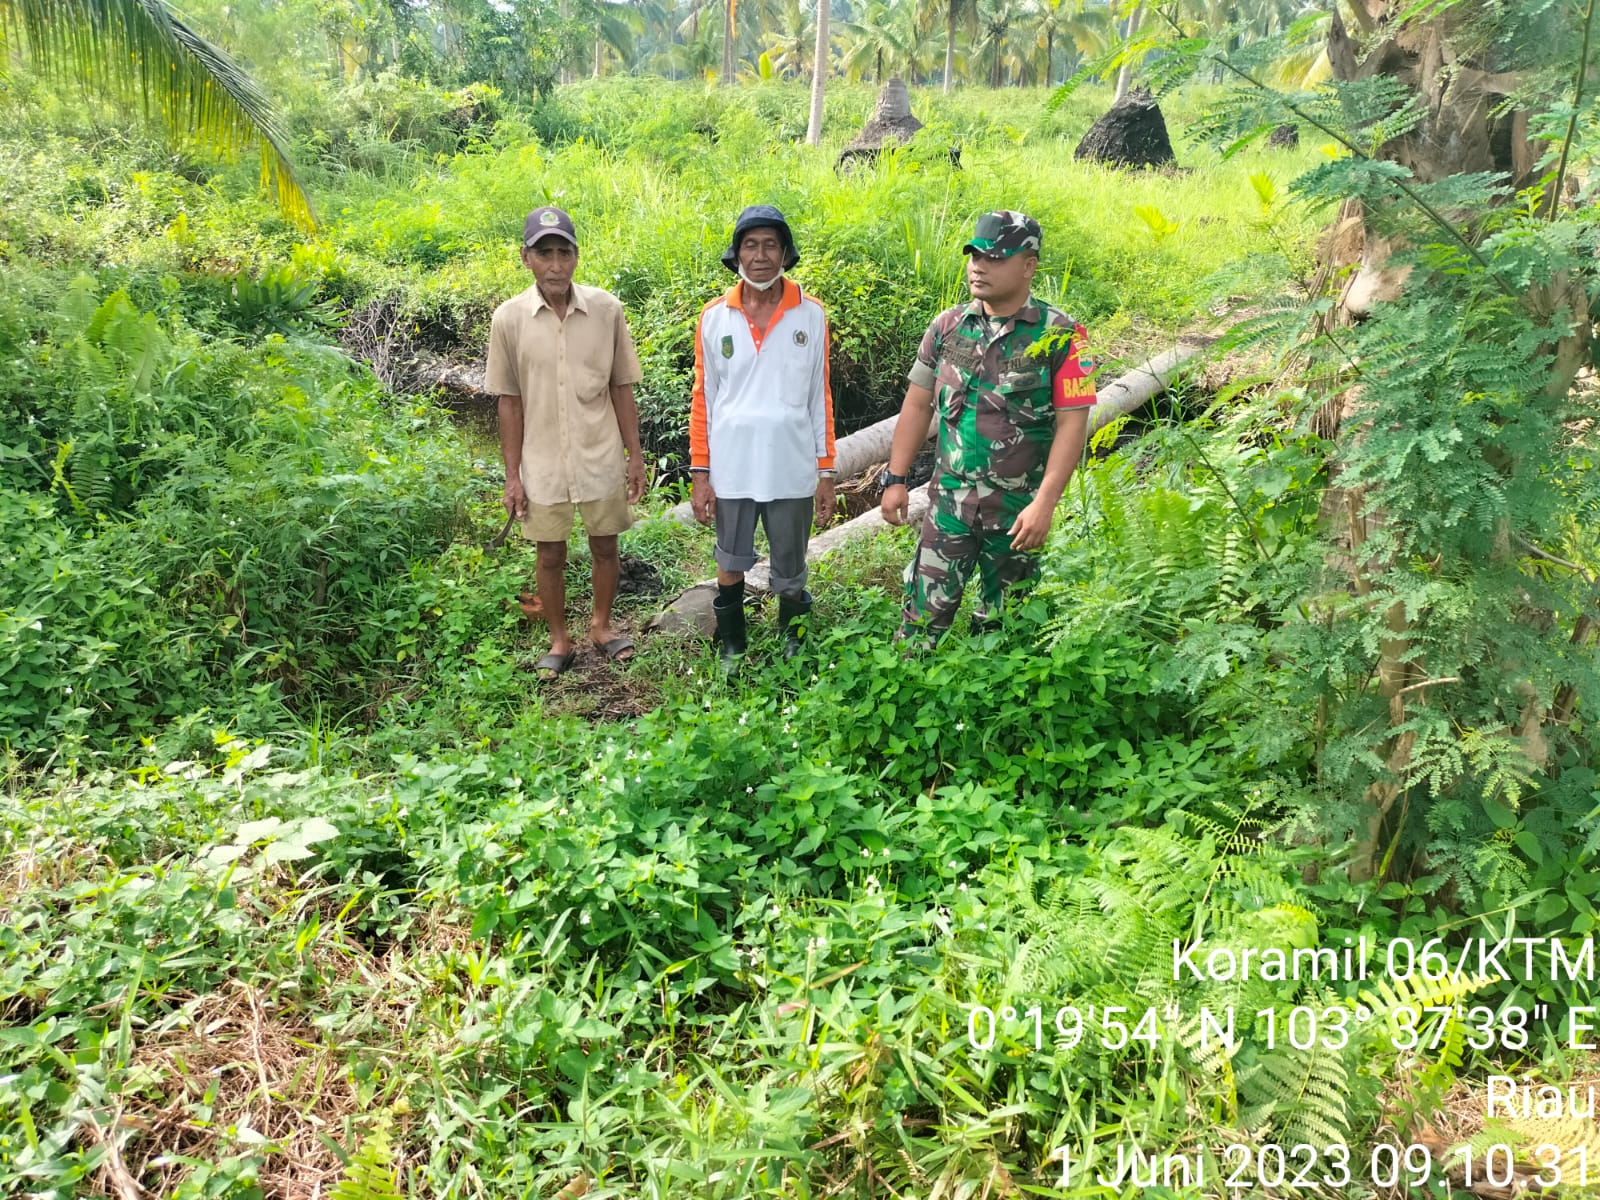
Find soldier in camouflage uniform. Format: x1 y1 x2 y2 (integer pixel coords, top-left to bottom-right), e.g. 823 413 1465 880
879 211 1097 641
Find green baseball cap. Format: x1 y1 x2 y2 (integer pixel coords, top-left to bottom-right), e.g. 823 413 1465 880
962 210 1042 257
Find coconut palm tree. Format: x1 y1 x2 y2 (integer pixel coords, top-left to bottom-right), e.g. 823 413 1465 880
840 0 945 82
765 0 814 76
0 0 314 229
1026 0 1108 86
805 0 828 143
587 0 655 75
671 0 747 81
1112 0 1143 99
839 0 903 80
971 0 1019 85
662 8 724 77
938 0 979 90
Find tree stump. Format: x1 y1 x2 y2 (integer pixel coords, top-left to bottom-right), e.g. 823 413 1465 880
836 77 931 171
1073 87 1176 169
1269 123 1299 148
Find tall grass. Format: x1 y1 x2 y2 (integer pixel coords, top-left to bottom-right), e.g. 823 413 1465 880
0 73 1321 441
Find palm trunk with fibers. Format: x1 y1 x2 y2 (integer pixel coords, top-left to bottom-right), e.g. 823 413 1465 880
943 0 957 92
1043 28 1052 85
805 0 829 144
1303 1 1583 880
722 0 737 82
594 22 603 76
2 0 315 230
1114 2 1142 99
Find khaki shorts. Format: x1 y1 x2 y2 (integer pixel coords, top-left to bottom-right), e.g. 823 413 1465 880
521 490 632 543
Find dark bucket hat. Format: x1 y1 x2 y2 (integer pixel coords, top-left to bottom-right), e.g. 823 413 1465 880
721 204 800 274
961 210 1042 257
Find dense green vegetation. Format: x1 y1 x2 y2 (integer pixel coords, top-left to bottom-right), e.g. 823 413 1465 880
3 0 1599 1196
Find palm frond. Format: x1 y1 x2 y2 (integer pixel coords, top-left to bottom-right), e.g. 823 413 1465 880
0 0 315 230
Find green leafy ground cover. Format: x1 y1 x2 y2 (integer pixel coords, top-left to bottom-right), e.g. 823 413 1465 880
2 61 1599 1200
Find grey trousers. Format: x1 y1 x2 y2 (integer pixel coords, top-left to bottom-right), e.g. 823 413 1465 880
714 496 813 598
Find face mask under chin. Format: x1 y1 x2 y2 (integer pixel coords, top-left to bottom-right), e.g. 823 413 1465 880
738 267 785 292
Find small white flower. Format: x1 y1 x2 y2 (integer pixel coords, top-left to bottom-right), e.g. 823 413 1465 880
955 722 965 732
948 860 958 870
958 882 968 892
580 910 591 925
861 847 871 858
746 786 754 794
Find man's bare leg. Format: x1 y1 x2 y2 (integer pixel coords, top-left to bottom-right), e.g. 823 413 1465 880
588 534 633 661
536 540 572 660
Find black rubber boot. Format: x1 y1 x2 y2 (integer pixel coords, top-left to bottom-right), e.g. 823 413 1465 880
970 612 1001 637
778 591 813 659
714 584 747 673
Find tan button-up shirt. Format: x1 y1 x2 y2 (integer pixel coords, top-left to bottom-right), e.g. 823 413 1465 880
485 282 643 506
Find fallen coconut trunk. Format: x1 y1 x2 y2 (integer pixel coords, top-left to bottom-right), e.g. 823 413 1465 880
646 339 1211 636
662 408 926 527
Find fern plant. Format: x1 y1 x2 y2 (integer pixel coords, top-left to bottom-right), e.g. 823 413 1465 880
331 1125 405 1200
1043 0 1600 912
956 819 1508 1179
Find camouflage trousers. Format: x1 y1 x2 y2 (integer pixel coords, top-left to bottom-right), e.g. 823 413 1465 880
900 506 1040 641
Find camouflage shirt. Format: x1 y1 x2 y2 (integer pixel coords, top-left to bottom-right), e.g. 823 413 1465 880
907 297 1096 531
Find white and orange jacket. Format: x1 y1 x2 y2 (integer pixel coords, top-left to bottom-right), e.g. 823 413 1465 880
690 279 836 501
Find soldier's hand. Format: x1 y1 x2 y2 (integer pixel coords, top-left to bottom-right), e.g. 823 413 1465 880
1007 498 1054 551
690 473 716 526
504 476 528 520
880 483 909 526
815 477 837 528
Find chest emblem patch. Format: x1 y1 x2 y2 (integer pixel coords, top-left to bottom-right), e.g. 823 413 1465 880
793 330 808 347
720 335 734 359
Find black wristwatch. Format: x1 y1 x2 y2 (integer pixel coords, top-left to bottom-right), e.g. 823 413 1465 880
878 469 908 489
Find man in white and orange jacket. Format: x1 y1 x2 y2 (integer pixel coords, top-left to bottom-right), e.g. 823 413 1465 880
690 204 837 666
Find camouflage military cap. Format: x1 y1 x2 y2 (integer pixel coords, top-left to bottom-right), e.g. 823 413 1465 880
961 210 1042 258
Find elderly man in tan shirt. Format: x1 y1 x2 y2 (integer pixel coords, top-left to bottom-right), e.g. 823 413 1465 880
487 206 646 680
